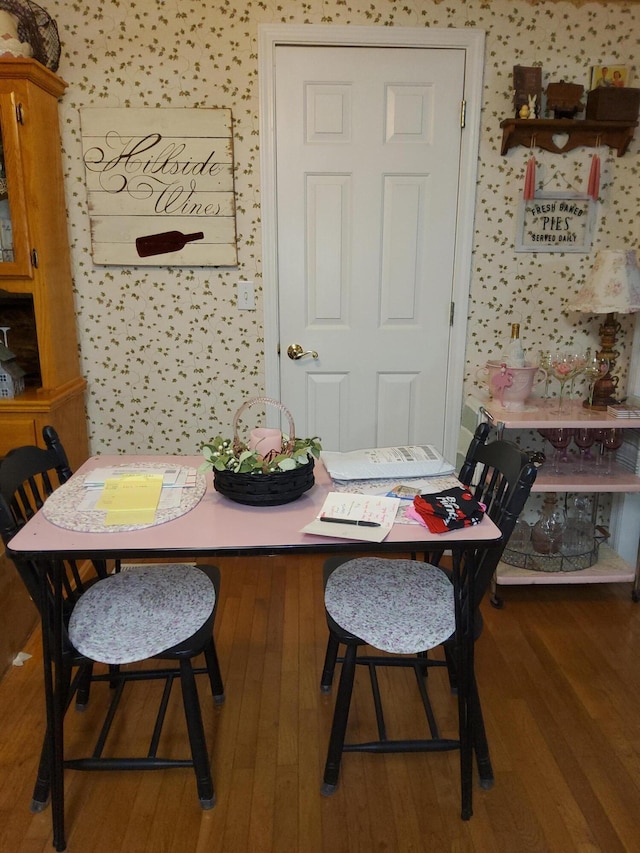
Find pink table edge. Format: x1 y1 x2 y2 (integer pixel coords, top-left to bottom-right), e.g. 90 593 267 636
7 455 502 558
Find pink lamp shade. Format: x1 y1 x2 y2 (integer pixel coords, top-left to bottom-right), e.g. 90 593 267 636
568 249 640 314
568 249 640 410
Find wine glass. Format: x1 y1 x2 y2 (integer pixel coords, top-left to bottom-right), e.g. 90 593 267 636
592 428 607 468
545 428 573 475
573 428 595 473
602 428 624 474
562 495 595 558
539 350 552 398
549 353 575 413
583 355 610 407
566 351 588 399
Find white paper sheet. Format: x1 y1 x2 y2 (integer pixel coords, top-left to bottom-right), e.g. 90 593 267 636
321 445 455 480
301 492 401 542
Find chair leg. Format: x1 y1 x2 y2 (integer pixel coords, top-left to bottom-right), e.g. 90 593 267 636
31 656 75 813
179 659 215 809
30 736 52 813
203 639 225 704
416 649 430 679
470 678 494 789
321 641 357 795
443 643 459 694
320 633 340 693
75 661 94 710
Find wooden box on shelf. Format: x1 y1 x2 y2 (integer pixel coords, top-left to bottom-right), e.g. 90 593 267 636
586 87 640 122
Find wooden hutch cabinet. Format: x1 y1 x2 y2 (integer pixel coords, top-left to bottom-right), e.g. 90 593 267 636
0 59 88 674
0 59 88 469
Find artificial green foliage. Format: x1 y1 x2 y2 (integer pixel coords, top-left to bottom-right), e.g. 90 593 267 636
200 434 321 475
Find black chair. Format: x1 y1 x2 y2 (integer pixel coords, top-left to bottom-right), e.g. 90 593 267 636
318 427 537 818
0 426 225 819
319 421 493 687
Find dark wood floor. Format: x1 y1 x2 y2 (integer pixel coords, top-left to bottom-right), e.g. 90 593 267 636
1 554 639 852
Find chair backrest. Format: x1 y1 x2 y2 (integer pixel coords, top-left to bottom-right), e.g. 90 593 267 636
0 426 71 528
0 427 100 631
458 421 492 486
457 423 538 610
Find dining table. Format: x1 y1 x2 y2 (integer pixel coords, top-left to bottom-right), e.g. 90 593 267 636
6 453 503 851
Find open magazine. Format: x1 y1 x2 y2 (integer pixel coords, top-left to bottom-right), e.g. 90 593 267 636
321 445 455 481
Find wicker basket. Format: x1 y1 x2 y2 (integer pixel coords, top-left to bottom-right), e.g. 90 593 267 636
213 397 315 506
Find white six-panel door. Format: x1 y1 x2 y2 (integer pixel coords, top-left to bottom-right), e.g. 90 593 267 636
259 26 485 458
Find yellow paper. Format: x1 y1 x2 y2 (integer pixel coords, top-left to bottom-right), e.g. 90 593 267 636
95 475 164 525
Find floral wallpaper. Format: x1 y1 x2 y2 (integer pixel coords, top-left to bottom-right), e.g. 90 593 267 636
47 0 639 454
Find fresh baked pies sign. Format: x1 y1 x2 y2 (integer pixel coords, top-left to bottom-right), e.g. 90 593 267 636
515 191 596 253
80 108 237 266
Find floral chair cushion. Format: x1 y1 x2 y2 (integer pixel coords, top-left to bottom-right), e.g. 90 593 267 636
324 557 455 654
69 564 216 664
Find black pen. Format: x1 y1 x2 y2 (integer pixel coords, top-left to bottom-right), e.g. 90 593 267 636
320 517 381 528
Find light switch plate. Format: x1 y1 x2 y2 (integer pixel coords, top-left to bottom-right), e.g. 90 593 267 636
237 280 255 310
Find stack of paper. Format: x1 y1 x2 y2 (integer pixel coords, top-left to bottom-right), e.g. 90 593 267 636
614 428 640 474
321 445 454 480
607 404 640 418
95 474 164 526
78 466 197 518
301 492 401 543
84 467 197 488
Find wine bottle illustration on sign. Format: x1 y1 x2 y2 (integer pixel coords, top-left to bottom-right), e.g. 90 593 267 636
135 230 204 258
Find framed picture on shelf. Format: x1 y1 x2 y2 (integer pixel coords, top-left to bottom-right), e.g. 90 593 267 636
590 65 629 90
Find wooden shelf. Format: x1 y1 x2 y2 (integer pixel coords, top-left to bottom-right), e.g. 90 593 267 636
496 544 635 586
479 397 640 430
500 118 637 156
468 394 640 599
533 461 640 493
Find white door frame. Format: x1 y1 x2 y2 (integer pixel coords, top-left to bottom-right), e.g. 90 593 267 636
258 24 485 462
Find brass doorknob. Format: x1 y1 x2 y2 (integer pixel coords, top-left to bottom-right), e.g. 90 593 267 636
287 343 319 361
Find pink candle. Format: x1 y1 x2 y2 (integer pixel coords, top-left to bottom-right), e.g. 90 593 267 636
248 428 282 457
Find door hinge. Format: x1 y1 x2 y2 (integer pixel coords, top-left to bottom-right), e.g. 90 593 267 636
450 302 455 326
31 248 39 268
460 100 466 129
16 103 24 125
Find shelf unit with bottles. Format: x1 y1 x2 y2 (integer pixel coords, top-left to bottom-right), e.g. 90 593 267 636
473 397 640 602
0 59 87 470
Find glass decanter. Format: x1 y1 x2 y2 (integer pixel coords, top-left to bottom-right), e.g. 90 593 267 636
531 493 566 555
561 495 595 558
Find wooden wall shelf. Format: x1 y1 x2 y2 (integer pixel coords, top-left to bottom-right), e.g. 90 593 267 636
500 118 638 157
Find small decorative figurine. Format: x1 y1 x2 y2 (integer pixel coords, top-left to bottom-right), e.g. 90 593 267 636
490 363 514 408
527 93 537 118
0 326 26 399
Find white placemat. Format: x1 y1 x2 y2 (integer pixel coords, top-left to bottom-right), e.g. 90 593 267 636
42 463 206 532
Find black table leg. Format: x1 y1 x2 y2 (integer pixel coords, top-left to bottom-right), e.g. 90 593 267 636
454 548 475 821
41 559 66 851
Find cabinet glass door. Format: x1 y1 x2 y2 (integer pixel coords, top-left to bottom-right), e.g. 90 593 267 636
0 91 32 278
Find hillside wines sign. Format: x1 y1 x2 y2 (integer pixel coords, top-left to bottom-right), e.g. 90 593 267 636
80 108 237 266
